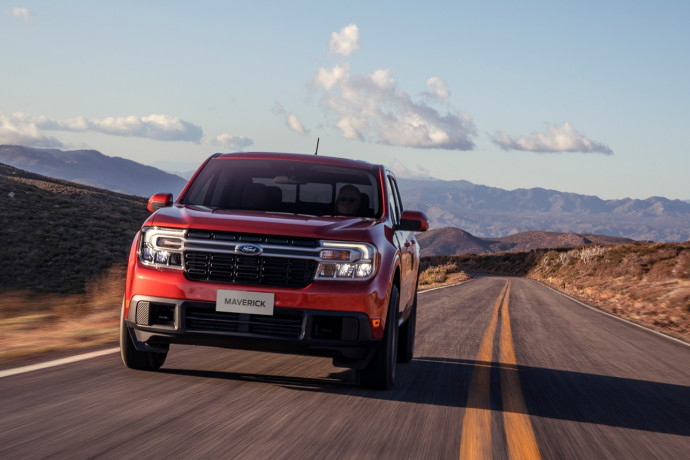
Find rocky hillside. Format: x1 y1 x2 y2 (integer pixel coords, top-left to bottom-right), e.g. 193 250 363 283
417 226 633 257
0 163 149 293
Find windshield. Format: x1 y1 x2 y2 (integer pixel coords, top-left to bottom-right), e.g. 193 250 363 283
181 158 382 218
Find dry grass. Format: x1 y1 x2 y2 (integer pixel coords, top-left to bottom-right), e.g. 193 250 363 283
419 262 472 289
0 266 124 363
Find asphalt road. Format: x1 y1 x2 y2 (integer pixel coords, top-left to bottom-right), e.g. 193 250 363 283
1 276 689 459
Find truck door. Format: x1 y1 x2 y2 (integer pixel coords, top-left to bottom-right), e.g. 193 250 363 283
387 174 416 314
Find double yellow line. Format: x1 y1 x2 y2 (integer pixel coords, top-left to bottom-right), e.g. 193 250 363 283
459 281 541 460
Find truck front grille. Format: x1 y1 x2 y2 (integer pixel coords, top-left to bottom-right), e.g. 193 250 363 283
184 252 318 288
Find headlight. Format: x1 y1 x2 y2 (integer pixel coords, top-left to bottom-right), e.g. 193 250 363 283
139 227 185 269
316 241 377 281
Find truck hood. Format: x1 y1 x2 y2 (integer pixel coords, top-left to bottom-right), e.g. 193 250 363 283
148 205 381 241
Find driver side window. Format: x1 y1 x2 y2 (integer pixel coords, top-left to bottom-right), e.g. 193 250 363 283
387 176 402 225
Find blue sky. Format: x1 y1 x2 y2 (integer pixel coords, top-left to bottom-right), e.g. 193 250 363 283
2 1 688 200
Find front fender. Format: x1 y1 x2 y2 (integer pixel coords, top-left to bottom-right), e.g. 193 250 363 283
124 231 141 318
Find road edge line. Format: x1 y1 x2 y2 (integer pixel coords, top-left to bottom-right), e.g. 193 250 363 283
540 283 690 348
0 347 120 379
419 279 471 294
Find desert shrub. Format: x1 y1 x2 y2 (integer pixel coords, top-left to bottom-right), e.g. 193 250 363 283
419 262 458 286
674 250 690 279
578 245 608 264
559 252 571 265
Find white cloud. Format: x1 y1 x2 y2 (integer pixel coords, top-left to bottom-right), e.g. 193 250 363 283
0 111 252 149
313 64 476 150
315 64 349 91
286 114 306 136
273 103 307 136
389 160 435 179
62 114 203 141
424 77 451 102
315 25 475 150
491 122 613 154
329 24 360 56
208 133 253 150
12 8 32 20
370 69 395 90
16 112 203 142
0 112 64 148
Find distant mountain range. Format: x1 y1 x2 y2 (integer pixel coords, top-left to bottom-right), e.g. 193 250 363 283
2 145 689 242
416 227 633 257
0 145 187 199
398 178 690 242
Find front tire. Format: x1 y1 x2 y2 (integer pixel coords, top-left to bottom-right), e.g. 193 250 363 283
357 285 399 389
397 288 417 363
120 302 167 371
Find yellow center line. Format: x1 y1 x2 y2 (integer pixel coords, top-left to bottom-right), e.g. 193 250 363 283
500 283 542 460
459 282 507 460
459 280 542 460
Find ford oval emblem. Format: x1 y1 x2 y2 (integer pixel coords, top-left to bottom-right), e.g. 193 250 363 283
236 243 263 256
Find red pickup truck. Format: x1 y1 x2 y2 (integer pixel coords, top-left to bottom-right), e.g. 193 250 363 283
120 152 428 389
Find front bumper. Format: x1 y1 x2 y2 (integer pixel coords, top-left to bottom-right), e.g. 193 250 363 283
125 295 380 368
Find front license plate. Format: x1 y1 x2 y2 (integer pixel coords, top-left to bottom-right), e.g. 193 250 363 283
216 289 275 316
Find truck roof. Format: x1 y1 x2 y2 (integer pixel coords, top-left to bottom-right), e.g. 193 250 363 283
212 152 381 170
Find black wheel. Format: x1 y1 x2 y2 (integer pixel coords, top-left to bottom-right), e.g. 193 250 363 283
357 285 399 389
120 302 167 371
397 288 417 363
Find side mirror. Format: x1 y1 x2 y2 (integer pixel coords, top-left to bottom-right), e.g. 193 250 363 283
147 193 173 213
397 210 429 232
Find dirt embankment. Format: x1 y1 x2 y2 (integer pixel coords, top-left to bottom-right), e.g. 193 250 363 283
526 243 690 342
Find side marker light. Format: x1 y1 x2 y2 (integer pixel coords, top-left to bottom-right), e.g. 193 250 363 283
370 317 383 339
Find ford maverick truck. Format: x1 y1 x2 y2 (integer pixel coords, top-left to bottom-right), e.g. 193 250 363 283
120 152 428 389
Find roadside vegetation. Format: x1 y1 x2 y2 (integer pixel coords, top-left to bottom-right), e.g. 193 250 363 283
527 243 690 342
418 262 471 289
1 267 127 362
